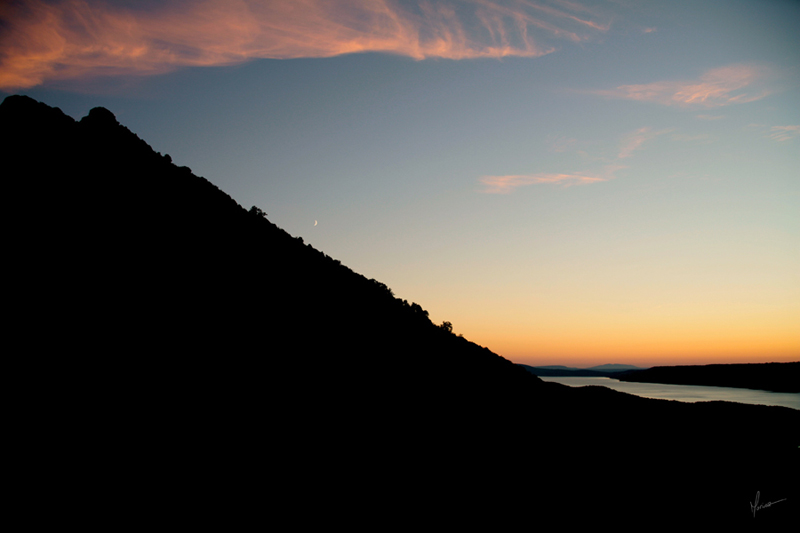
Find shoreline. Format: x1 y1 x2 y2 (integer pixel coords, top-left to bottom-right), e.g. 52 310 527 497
539 375 800 410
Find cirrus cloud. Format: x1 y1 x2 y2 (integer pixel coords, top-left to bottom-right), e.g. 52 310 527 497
618 126 674 159
479 162 628 194
0 0 611 90
479 124 670 194
479 172 607 193
767 125 800 142
593 64 774 108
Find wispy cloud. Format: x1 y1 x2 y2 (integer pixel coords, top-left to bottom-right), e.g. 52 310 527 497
618 127 673 158
480 125 669 193
593 64 773 108
0 0 610 90
671 133 712 143
479 171 607 193
546 134 577 153
767 125 800 142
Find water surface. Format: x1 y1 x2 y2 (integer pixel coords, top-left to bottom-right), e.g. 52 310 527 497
539 376 799 410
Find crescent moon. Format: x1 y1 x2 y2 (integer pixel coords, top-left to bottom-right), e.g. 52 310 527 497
314 220 318 226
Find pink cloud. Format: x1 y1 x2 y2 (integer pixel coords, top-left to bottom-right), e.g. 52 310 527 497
479 172 606 193
0 0 610 89
595 64 773 108
618 126 673 158
479 124 669 194
671 133 712 143
767 125 800 142
479 162 628 194
546 134 577 152
518 0 611 31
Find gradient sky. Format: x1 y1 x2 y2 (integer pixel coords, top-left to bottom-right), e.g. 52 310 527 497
3 0 798 367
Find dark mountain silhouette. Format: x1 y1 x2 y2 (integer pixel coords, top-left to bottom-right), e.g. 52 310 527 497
520 364 621 377
587 363 643 372
3 95 798 526
519 364 645 378
616 362 800 393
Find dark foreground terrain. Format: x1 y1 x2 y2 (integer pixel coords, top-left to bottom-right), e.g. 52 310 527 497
4 95 798 526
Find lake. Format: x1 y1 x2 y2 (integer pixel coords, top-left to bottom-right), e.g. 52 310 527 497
538 376 800 410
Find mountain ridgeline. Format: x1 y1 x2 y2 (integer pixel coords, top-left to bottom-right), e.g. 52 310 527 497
3 94 533 395
4 95 798 526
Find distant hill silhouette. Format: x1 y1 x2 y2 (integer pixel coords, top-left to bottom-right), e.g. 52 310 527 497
616 362 800 393
3 95 798 526
519 364 622 377
587 363 643 372
519 364 645 377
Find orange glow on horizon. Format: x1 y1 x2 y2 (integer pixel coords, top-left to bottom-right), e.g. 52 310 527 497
432 277 800 368
463 310 800 367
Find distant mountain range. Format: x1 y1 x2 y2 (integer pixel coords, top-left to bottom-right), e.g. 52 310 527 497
4 95 798 526
588 363 643 372
521 363 644 377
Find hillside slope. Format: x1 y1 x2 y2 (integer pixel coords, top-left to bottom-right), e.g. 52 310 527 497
3 93 538 398
3 95 797 526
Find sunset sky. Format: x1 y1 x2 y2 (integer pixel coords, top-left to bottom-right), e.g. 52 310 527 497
2 0 798 367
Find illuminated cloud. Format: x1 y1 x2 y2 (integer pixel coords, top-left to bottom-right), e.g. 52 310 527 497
480 124 669 194
546 134 577 152
595 64 773 108
479 161 628 193
0 0 610 89
671 133 712 143
618 126 673 159
479 172 606 193
767 125 800 142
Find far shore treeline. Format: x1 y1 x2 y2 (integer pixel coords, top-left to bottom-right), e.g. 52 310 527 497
521 362 799 393
615 362 799 393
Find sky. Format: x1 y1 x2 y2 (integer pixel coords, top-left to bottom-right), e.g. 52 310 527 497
2 0 798 367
